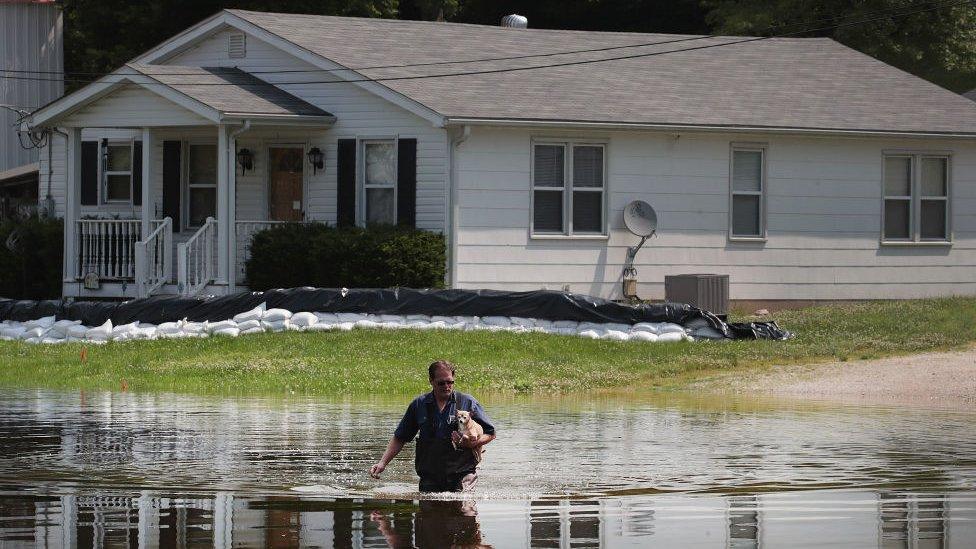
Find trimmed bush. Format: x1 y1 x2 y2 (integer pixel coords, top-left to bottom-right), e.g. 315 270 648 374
245 223 446 290
0 217 63 299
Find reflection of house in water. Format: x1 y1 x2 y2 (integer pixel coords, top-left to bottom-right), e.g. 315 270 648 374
529 500 601 547
880 492 949 547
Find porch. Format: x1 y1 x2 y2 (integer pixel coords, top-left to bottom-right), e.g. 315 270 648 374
27 64 335 298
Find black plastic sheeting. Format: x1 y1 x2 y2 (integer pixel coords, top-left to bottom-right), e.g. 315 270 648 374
0 288 791 340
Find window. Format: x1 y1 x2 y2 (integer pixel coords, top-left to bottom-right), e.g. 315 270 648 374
883 153 950 242
362 140 397 224
730 145 765 239
532 141 606 235
187 144 217 227
103 141 133 202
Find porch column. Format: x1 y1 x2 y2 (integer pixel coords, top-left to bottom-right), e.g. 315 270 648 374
63 127 82 281
216 124 229 284
227 131 238 291
140 127 152 238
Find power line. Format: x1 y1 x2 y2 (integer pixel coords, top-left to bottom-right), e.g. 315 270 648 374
2 0 972 90
1 0 969 79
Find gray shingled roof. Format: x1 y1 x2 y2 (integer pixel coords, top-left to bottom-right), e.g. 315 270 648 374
229 9 976 135
128 64 332 118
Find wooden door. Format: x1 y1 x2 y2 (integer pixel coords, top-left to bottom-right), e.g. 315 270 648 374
268 147 304 221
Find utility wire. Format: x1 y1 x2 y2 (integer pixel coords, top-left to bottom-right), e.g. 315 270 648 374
1 0 969 78
1 0 972 90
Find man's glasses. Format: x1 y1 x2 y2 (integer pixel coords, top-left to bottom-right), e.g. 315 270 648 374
435 379 455 387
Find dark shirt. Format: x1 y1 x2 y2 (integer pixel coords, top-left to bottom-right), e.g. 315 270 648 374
394 391 496 443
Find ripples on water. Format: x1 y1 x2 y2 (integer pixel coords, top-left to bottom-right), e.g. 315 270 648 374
0 388 974 547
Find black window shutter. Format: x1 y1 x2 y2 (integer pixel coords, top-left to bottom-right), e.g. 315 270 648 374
132 141 143 206
337 139 357 227
397 138 417 228
162 140 181 232
80 141 98 206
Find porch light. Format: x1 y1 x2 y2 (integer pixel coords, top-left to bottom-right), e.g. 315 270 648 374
236 148 254 173
307 147 324 174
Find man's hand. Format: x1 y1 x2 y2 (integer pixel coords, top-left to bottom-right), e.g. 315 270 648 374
369 462 386 478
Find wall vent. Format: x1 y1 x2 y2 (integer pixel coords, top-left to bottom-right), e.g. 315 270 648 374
228 33 246 59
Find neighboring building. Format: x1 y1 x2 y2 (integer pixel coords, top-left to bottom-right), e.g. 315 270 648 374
0 0 62 204
25 10 976 301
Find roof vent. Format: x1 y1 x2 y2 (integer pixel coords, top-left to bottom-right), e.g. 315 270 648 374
228 33 246 59
501 14 528 28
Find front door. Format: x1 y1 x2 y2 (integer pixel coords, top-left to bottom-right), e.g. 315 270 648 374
268 147 304 221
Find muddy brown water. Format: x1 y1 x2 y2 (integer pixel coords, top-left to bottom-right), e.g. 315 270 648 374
0 388 974 547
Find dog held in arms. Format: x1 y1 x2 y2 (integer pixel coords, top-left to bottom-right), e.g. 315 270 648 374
454 410 485 464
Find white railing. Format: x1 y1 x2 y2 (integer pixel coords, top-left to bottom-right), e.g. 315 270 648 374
235 220 297 283
178 217 217 296
134 217 172 297
76 219 143 280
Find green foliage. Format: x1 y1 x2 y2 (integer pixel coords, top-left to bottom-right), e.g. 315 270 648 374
0 217 63 300
702 0 976 92
245 223 446 290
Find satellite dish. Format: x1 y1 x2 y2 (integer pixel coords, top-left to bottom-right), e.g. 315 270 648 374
623 200 657 262
623 200 658 237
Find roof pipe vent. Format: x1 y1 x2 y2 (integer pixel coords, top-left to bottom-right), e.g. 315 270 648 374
501 14 528 28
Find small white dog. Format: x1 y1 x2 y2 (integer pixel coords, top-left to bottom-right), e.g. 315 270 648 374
455 410 485 464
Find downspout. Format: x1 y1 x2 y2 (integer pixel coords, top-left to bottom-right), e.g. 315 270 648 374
227 120 251 292
447 125 470 288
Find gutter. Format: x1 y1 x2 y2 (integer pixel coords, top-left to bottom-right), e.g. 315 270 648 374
444 117 976 140
447 125 470 289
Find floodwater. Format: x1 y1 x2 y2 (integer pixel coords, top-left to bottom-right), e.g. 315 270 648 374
0 389 974 548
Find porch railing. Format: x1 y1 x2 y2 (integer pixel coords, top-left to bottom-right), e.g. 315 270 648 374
134 217 172 297
178 217 217 296
235 220 297 283
76 219 143 280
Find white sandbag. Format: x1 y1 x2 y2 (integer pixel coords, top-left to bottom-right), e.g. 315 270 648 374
212 327 240 337
630 331 658 342
240 326 264 336
208 320 238 332
379 314 407 324
553 327 577 336
1 326 26 340
131 325 157 340
428 321 448 330
263 308 292 322
49 319 82 337
509 317 535 328
337 312 369 323
25 315 56 330
314 312 341 324
236 319 261 332
602 323 633 333
86 319 113 341
20 327 46 339
657 332 688 342
182 321 208 336
41 336 66 344
111 322 141 341
453 316 479 326
290 312 318 327
631 322 660 335
657 323 686 335
430 315 455 324
262 319 288 332
157 321 182 335
603 330 631 341
407 320 433 330
577 322 601 332
336 322 355 331
553 320 579 330
87 339 108 345
354 319 381 330
377 321 403 330
286 321 304 331
306 323 336 332
233 302 266 323
406 314 431 322
578 329 600 339
25 337 41 344
532 319 554 330
481 316 512 327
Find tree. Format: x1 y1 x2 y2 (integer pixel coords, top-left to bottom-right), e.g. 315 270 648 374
702 0 976 92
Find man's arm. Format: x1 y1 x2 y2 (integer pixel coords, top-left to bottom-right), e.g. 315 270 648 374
369 437 405 478
461 432 495 449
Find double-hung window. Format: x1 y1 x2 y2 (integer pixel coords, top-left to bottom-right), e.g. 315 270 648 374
883 153 950 242
362 139 397 224
729 145 766 239
187 143 217 227
103 141 133 203
532 141 606 235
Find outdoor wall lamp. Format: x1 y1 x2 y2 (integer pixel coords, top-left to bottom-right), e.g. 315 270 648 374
307 147 324 174
236 148 254 174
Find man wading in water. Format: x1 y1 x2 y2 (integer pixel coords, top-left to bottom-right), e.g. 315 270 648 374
369 360 496 492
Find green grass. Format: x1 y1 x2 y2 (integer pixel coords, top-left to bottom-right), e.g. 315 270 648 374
1 297 974 396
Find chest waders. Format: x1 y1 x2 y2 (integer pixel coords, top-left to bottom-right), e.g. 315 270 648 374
415 399 478 492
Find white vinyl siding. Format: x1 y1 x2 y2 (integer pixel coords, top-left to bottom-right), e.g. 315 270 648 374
729 145 766 239
531 140 606 236
882 153 950 243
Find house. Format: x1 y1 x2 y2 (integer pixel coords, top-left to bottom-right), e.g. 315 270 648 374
25 9 976 301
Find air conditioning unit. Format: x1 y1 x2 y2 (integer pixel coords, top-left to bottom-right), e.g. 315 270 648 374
665 274 729 318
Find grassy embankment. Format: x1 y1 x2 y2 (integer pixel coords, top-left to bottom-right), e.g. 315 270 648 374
0 297 974 396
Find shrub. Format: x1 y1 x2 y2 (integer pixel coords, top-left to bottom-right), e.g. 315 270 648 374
245 223 446 290
0 217 63 299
